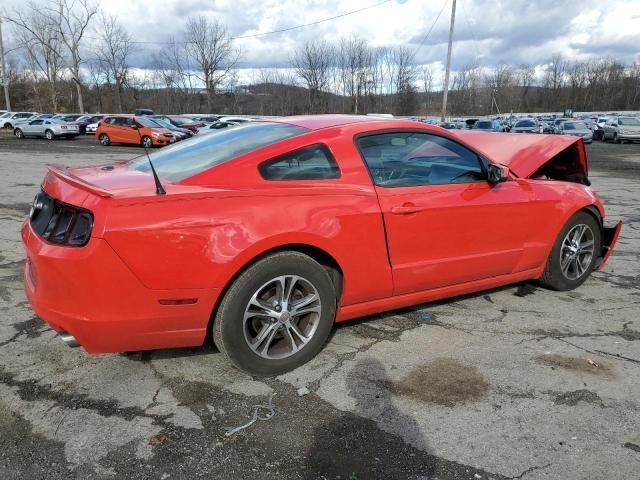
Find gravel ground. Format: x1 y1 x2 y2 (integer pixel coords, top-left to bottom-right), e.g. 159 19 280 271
0 132 638 480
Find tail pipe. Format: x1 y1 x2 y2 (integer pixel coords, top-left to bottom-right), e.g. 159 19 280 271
60 332 80 348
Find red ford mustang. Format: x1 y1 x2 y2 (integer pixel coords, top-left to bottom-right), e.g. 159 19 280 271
22 115 622 374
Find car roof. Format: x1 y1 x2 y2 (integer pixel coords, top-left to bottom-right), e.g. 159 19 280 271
270 114 391 131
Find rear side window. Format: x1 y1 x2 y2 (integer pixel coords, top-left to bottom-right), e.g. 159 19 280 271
129 122 308 181
357 132 484 187
259 144 340 180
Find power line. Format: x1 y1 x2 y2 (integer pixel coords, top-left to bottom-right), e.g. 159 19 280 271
411 0 449 60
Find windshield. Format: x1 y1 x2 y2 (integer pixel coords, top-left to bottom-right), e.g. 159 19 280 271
619 117 640 126
129 122 308 181
136 117 163 128
168 117 188 125
515 120 536 127
474 121 493 129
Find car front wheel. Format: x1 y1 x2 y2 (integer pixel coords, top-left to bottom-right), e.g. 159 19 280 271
14 129 24 139
538 211 601 291
213 251 337 375
99 134 110 146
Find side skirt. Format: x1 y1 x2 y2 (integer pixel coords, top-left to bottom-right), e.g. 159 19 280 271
336 267 543 322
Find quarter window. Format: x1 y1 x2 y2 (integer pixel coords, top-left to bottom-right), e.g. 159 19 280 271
357 132 485 187
259 144 340 181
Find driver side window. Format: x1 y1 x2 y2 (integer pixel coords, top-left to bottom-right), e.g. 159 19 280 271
356 132 484 187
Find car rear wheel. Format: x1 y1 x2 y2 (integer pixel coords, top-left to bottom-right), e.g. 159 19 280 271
44 129 54 140
99 133 110 146
141 136 153 148
538 211 601 291
213 251 337 375
14 129 24 139
613 133 620 144
5 123 12 130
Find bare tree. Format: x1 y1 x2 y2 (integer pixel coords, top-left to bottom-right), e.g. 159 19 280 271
50 0 98 113
95 13 130 113
421 66 433 113
292 41 334 113
184 15 240 112
8 3 64 111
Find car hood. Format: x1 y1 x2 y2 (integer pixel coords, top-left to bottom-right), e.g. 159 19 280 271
454 131 587 179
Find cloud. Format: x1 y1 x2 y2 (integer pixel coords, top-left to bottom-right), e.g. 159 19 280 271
3 0 639 80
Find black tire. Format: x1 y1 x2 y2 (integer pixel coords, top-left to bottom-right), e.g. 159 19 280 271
141 136 153 148
213 251 337 375
99 133 110 146
538 211 601 291
613 133 620 144
14 129 24 139
5 123 12 130
44 129 55 140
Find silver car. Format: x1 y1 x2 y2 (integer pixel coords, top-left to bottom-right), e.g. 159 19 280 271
557 121 593 144
602 116 640 144
14 118 80 140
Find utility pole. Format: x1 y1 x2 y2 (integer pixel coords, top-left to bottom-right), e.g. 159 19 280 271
0 17 10 111
441 0 456 121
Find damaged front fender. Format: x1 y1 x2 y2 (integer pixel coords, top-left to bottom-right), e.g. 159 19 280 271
595 221 623 270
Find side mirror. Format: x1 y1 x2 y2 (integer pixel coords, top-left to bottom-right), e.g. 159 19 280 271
131 124 139 130
487 164 509 183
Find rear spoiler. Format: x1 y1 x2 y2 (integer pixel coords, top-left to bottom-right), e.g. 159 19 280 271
45 164 113 198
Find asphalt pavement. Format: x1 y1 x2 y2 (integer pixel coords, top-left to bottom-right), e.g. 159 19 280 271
0 132 638 479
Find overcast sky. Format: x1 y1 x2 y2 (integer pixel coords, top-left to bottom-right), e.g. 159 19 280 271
3 0 640 83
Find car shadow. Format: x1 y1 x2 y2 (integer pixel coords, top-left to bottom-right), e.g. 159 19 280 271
301 357 437 479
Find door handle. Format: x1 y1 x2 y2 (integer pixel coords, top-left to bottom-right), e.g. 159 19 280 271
391 204 423 215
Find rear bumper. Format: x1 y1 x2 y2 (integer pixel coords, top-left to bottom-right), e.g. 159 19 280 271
595 221 622 270
21 221 219 353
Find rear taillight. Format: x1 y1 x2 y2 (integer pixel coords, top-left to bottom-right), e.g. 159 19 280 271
30 191 93 247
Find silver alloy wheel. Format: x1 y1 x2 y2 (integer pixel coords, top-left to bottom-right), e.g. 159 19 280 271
45 130 54 140
15 129 23 139
243 275 321 360
142 136 152 148
99 134 109 146
560 224 595 280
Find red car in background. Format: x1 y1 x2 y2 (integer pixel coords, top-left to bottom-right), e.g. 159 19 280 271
22 115 621 375
96 115 176 148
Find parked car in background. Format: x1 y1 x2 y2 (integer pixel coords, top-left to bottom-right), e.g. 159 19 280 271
52 114 83 122
86 122 100 134
21 115 621 375
438 122 457 130
472 119 502 132
75 115 106 135
150 117 193 139
135 108 154 116
552 118 570 134
557 121 593 144
208 120 244 130
150 115 203 133
1 111 35 129
593 117 609 141
96 115 176 147
14 118 80 140
511 118 539 133
602 116 640 144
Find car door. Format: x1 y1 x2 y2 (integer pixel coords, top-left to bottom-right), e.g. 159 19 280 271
120 117 138 144
22 119 41 135
356 131 531 296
